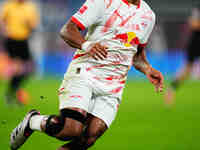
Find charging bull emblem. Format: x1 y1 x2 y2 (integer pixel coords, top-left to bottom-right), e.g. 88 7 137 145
113 32 140 47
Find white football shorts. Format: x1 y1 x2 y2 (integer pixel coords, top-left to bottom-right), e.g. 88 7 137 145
58 63 125 127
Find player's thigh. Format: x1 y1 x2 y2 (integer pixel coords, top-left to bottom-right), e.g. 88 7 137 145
79 114 108 148
18 40 32 61
85 114 108 140
4 38 17 58
186 47 198 64
79 95 120 148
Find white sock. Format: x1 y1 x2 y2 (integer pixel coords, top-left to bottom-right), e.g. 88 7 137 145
29 115 46 131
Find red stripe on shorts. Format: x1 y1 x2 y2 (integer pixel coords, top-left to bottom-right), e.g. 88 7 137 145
69 95 83 99
110 86 123 94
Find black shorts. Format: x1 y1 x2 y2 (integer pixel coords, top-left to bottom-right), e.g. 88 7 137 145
186 31 200 63
4 38 32 62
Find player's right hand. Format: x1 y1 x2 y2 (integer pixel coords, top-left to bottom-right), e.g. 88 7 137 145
83 42 108 60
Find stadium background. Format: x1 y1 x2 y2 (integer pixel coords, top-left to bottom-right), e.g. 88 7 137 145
0 0 200 150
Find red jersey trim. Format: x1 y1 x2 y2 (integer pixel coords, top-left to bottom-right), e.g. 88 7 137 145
71 16 86 30
121 0 141 8
121 0 129 6
137 0 141 9
139 43 147 48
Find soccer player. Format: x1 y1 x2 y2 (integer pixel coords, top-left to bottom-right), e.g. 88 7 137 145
10 0 164 149
0 0 39 104
165 3 200 104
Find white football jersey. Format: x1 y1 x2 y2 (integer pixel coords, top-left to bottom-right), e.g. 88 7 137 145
67 0 156 82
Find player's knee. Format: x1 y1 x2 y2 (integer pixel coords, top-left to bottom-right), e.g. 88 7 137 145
44 109 86 140
83 120 107 148
44 115 83 140
58 109 86 138
44 115 65 137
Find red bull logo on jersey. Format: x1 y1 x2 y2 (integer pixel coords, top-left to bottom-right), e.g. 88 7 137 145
113 32 140 47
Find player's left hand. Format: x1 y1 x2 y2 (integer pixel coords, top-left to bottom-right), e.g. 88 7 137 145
146 67 164 93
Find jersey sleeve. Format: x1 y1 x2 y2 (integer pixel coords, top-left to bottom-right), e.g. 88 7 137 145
71 0 105 30
137 12 156 47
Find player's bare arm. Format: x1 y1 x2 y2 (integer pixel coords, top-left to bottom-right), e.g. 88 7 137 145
60 20 108 60
133 46 164 92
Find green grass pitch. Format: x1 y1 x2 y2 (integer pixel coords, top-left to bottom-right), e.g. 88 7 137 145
0 78 200 150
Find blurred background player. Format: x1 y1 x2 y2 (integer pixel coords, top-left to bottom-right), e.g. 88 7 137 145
0 0 40 105
165 3 200 105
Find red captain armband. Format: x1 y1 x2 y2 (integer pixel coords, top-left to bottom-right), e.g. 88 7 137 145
71 16 86 30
